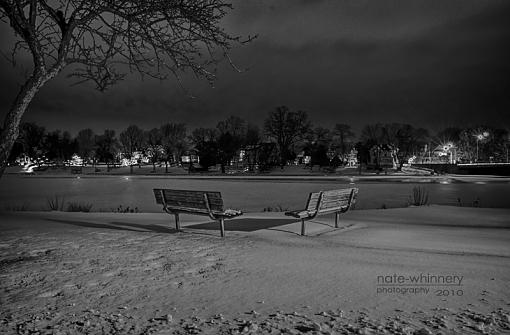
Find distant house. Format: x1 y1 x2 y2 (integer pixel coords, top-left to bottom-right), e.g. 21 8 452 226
347 149 358 167
181 150 200 164
70 154 83 166
294 151 311 165
119 150 150 166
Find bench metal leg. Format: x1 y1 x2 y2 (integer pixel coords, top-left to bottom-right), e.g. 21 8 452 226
219 218 225 238
335 212 339 228
174 213 181 231
301 219 306 236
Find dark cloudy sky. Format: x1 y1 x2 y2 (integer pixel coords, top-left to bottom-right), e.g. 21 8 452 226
1 0 509 134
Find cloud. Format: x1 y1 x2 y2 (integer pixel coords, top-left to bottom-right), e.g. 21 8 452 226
0 0 509 134
225 0 505 46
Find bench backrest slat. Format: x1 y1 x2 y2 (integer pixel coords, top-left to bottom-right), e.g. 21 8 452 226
154 189 164 204
306 192 322 212
302 188 358 215
317 188 357 214
153 189 224 212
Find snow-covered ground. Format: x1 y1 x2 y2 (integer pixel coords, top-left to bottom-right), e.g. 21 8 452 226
1 206 509 334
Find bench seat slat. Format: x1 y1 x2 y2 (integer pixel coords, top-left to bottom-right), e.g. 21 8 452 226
322 192 352 197
287 206 350 217
163 206 240 218
322 192 352 198
324 190 352 196
164 206 211 215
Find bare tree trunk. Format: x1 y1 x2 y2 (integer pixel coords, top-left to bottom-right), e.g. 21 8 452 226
0 72 47 178
0 56 64 179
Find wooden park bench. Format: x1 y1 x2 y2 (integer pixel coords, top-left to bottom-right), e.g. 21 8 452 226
153 189 243 237
285 188 358 236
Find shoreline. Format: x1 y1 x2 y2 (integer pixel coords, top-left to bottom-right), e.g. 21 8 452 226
4 172 510 183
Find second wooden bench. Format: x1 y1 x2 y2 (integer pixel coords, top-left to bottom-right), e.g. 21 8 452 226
285 188 358 236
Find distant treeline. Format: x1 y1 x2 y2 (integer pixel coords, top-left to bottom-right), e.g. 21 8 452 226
8 106 510 171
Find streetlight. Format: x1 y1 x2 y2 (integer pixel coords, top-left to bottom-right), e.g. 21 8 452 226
474 132 489 162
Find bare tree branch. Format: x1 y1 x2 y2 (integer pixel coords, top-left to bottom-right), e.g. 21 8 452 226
1 0 247 88
0 0 251 177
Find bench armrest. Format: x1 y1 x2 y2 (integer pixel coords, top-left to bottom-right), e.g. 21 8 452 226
212 209 243 219
223 209 243 217
285 210 315 219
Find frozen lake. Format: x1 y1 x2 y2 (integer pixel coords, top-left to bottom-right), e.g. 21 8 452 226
0 175 509 212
